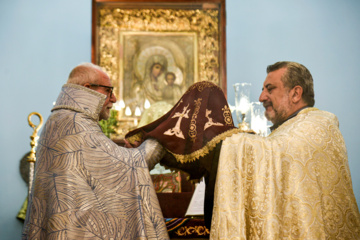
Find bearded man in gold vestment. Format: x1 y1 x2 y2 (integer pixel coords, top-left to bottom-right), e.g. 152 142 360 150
210 61 360 239
22 63 169 239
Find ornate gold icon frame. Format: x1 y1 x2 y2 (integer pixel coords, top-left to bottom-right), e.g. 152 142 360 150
92 0 226 137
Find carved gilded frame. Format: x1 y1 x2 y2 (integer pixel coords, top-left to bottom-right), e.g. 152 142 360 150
92 0 226 137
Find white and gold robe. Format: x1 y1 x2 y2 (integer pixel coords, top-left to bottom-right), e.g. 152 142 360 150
211 108 360 239
22 84 169 239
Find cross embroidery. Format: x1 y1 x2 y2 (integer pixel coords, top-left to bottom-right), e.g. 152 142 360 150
164 104 190 139
204 109 224 130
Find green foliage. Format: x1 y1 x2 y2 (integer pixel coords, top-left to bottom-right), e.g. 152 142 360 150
99 110 118 138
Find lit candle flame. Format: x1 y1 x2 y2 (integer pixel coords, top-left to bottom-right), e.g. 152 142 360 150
135 107 141 116
119 100 125 108
125 106 132 116
144 99 151 109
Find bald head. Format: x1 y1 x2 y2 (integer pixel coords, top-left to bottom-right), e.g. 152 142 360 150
67 63 105 86
66 62 117 120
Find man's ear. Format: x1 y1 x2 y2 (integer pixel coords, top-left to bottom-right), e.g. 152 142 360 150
291 86 303 103
83 83 91 89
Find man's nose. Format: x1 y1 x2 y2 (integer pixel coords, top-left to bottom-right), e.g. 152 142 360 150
259 91 266 102
110 93 117 103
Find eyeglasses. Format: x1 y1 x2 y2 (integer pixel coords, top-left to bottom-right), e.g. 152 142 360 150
90 84 114 98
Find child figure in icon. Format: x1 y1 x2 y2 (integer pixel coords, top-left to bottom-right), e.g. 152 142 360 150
162 72 183 105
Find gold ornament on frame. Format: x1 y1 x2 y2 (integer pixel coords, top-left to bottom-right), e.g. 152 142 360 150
92 0 227 139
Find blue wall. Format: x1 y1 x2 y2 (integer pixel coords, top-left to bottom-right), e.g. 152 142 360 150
1 0 359 238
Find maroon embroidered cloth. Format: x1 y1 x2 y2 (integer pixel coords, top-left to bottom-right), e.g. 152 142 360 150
125 81 239 163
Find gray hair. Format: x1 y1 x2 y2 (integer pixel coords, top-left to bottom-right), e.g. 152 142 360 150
67 62 104 85
267 61 315 107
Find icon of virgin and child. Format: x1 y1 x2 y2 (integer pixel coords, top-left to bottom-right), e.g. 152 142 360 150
136 46 194 106
131 45 195 126
141 54 183 105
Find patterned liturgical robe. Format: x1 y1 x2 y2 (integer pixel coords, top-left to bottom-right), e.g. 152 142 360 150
211 108 360 239
22 84 169 239
123 81 360 239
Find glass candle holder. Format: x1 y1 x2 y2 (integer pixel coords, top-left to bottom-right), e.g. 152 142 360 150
250 102 270 136
233 83 251 130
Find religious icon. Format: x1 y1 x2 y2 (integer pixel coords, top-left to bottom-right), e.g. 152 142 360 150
92 0 226 137
162 72 183 105
126 32 197 109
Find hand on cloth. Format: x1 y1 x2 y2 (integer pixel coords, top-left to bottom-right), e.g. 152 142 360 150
123 139 142 148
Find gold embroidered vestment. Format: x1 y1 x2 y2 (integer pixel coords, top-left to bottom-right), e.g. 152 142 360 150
211 108 360 239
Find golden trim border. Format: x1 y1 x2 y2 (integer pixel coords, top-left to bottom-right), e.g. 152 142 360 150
95 7 221 97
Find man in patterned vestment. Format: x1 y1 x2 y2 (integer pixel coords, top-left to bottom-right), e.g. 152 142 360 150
210 61 360 239
22 63 169 239
123 61 360 239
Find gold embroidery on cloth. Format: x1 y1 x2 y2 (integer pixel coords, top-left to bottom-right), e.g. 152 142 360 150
186 81 220 94
170 128 242 163
164 104 190 139
222 105 233 126
175 226 210 236
204 109 224 130
188 98 202 142
211 108 360 239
